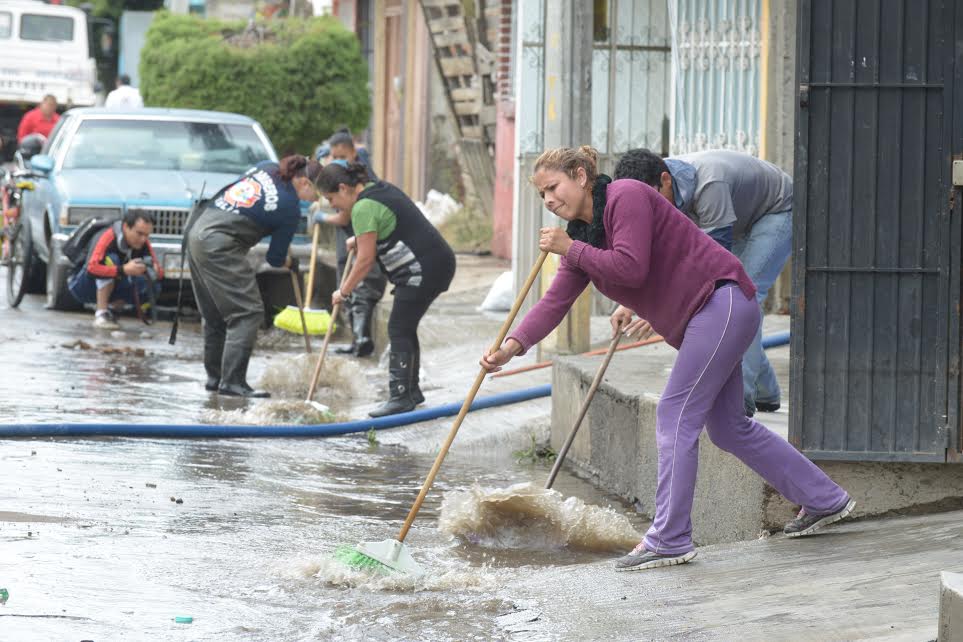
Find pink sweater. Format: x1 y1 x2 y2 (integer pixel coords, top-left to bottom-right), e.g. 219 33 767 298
509 179 756 351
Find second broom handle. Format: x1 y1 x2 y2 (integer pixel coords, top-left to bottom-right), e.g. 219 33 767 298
396 250 549 543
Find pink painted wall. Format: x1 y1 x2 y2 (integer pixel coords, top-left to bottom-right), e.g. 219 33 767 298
491 101 514 259
489 0 515 260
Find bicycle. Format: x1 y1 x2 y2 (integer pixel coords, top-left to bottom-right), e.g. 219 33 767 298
1 168 35 308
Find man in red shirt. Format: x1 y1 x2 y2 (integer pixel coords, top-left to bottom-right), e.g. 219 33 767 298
16 95 60 143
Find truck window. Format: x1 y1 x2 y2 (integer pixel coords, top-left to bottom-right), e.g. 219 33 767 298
20 14 75 42
0 12 11 38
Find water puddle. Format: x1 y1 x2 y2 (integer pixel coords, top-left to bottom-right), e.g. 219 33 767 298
0 286 647 639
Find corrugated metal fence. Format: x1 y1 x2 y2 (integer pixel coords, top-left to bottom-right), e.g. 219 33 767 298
791 0 961 462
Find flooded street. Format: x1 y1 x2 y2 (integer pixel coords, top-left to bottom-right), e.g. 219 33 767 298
0 260 648 641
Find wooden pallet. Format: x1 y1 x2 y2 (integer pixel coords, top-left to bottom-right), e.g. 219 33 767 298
419 0 495 144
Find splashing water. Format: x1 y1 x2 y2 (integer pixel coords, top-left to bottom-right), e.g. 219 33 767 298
287 555 503 593
200 353 368 424
258 352 367 403
202 400 342 425
438 483 641 553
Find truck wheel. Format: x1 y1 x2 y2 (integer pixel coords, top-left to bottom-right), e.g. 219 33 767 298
45 239 81 311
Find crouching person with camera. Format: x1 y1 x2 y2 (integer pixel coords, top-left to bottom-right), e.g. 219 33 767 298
67 211 162 330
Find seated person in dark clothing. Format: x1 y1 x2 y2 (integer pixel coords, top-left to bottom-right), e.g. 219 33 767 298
68 211 162 329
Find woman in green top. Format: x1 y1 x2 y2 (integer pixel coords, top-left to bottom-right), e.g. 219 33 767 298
316 161 456 417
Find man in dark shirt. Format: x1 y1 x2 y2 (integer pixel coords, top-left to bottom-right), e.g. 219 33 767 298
67 212 162 329
614 148 793 416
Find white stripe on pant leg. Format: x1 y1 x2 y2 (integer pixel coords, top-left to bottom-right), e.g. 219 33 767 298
655 288 734 554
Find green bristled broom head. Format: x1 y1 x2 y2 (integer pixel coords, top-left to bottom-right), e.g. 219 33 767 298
332 539 425 577
273 306 333 335
332 545 394 575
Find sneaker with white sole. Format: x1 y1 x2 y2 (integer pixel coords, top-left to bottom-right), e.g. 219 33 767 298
784 498 856 538
93 310 120 330
614 543 697 572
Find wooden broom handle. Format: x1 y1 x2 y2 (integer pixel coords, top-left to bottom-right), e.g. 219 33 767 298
304 222 321 309
544 329 621 489
396 250 549 543
306 248 355 401
290 268 312 354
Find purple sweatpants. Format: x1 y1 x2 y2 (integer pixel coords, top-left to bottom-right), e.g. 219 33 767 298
643 285 850 555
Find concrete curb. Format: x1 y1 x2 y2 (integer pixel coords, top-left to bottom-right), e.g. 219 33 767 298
941 571 963 642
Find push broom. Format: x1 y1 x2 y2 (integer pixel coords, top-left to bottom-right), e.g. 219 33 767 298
274 222 335 337
334 250 549 576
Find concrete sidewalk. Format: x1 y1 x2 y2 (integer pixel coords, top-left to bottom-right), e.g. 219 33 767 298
503 508 963 641
335 255 963 640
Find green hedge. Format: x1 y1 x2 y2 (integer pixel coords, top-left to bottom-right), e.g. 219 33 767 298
139 12 370 155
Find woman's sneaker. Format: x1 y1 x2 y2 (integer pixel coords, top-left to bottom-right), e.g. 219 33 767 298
614 543 697 572
784 498 856 538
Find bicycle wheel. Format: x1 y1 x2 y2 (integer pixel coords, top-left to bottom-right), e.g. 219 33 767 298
6 218 32 308
0 190 12 267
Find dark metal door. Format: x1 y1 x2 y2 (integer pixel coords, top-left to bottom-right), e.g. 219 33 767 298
791 0 961 462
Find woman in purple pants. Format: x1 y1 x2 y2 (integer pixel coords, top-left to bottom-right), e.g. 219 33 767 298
479 146 855 571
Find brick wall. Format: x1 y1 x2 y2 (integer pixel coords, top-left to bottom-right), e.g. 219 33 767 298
484 0 515 105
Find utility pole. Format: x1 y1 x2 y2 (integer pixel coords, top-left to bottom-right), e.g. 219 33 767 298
537 0 593 359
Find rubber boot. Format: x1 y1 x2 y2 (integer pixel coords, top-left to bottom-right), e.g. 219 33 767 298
352 298 375 358
336 297 376 357
218 341 270 398
334 303 357 355
411 345 424 405
368 351 416 417
203 325 224 392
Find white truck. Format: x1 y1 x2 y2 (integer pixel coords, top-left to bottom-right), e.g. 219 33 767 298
0 1 99 158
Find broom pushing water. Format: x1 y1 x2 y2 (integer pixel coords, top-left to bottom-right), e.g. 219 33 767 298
436 325 643 554
274 222 335 343
333 251 550 576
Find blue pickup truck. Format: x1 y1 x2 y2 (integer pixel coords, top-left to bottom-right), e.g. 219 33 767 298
17 107 312 312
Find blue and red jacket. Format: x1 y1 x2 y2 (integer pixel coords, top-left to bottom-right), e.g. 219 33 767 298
85 221 163 280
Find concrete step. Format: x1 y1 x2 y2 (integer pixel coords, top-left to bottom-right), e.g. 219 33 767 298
941 571 963 642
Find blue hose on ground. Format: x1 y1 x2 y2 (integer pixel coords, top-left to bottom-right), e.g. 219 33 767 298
0 384 553 438
761 331 790 349
0 332 790 439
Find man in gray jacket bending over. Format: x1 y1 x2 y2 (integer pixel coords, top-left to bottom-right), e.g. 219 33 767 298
614 148 792 417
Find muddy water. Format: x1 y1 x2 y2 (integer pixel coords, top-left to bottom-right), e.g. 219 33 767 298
438 483 641 553
1 437 645 640
0 287 648 640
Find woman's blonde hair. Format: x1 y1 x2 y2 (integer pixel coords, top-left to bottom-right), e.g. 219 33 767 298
531 145 600 185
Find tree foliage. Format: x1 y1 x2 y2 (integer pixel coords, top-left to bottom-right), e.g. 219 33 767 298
139 12 370 155
66 1 166 90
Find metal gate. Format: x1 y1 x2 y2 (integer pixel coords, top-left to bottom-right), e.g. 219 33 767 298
791 0 961 462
